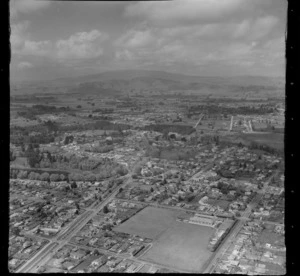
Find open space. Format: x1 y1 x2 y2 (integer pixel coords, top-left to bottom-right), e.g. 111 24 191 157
140 221 214 272
239 132 284 150
114 206 214 272
113 206 181 240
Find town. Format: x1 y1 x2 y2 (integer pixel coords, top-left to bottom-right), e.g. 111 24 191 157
9 86 285 274
9 1 286 274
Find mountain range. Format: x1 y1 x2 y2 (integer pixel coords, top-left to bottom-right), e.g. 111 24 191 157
11 70 285 95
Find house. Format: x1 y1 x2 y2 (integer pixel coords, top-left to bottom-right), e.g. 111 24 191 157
70 250 86 260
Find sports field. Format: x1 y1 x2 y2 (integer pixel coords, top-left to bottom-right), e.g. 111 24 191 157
141 221 214 272
239 132 284 150
113 206 180 239
114 206 214 272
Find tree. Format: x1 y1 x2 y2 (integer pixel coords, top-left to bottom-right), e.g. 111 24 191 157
28 171 37 180
92 249 100 256
119 188 123 193
44 120 59 133
26 146 40 168
186 194 195 202
103 205 109 214
133 164 142 176
17 170 28 179
69 173 83 182
235 211 241 217
10 150 16 161
64 135 74 145
71 182 77 189
50 173 60 182
189 186 194 193
150 187 154 193
40 172 50 182
84 173 96 182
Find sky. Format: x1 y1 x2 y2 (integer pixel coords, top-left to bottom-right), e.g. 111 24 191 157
10 0 287 82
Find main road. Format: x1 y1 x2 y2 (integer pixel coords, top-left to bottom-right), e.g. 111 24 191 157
202 170 277 273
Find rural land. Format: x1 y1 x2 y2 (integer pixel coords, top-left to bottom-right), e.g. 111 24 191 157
9 70 285 274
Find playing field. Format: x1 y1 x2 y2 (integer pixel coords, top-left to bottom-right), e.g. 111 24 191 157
141 221 214 272
239 132 284 150
113 206 181 240
114 206 214 272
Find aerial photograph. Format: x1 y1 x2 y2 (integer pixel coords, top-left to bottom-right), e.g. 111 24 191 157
9 0 286 274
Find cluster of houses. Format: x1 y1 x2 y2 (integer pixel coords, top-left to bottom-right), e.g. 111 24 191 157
69 200 150 258
9 236 49 272
250 192 284 223
42 244 144 273
213 221 286 274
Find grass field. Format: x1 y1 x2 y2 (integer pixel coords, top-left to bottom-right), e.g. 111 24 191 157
141 221 214 272
224 132 284 150
114 206 214 272
113 207 181 240
240 132 284 150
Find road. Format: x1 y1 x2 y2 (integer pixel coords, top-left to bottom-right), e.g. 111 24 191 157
67 242 182 273
17 174 132 273
203 171 277 273
16 242 59 273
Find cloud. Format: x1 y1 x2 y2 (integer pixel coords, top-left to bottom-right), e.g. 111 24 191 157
124 0 274 26
249 16 279 40
10 20 30 51
17 61 33 69
113 17 285 76
22 40 53 56
10 0 51 19
56 30 109 59
11 29 109 62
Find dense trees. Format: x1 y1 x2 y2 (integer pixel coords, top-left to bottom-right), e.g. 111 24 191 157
27 152 128 179
25 145 41 168
249 141 282 156
64 135 74 145
143 124 195 136
86 144 114 153
145 145 196 161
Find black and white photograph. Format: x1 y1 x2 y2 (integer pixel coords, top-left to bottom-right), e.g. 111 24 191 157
9 0 287 273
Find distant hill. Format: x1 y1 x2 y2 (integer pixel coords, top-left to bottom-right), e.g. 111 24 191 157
11 70 285 95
